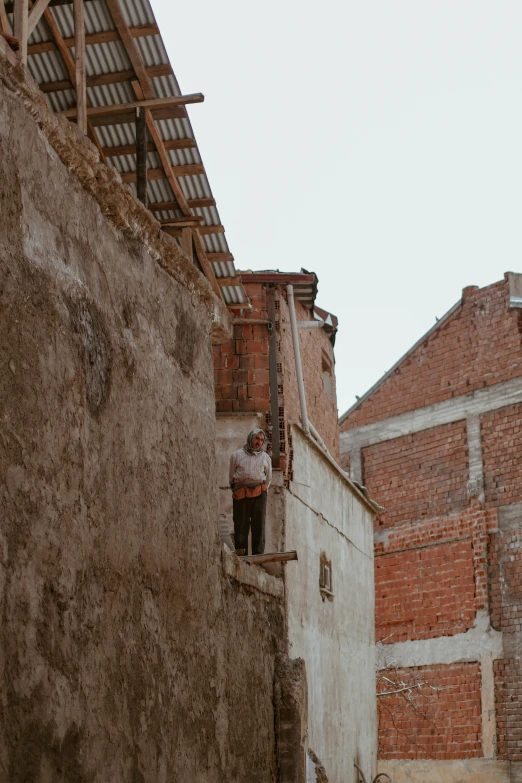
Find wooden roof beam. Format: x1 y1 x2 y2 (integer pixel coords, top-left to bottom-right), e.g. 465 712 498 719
149 197 216 212
28 23 158 55
62 93 204 119
40 63 173 93
120 164 204 183
102 138 195 157
42 5 107 164
159 216 204 226
89 106 187 127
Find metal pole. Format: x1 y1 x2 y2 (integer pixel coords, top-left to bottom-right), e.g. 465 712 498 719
266 286 281 468
287 284 309 435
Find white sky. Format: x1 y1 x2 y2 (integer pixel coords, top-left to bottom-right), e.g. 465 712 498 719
150 0 522 416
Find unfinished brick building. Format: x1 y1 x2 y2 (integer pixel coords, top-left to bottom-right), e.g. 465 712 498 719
340 273 522 783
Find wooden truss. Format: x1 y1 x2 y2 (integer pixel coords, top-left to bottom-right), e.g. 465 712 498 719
2 0 238 303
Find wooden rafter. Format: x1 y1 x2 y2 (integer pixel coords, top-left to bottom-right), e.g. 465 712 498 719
120 165 204 183
102 138 195 158
149 198 216 212
159 216 204 227
14 0 28 64
89 106 186 127
72 0 86 135
40 64 173 94
27 22 158 54
41 6 107 164
207 252 234 264
0 1 10 33
61 93 204 119
27 0 51 36
103 0 220 293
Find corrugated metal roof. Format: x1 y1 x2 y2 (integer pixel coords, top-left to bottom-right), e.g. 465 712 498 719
11 0 247 305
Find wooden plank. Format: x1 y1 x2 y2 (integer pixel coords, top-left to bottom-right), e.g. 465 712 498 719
239 550 298 565
61 93 204 119
0 1 10 33
198 225 225 235
40 64 172 93
0 27 18 64
135 106 147 205
42 6 107 164
27 0 50 35
73 0 86 135
120 164 204 183
145 112 193 215
149 197 216 212
27 23 158 54
159 216 204 226
105 0 155 100
102 137 195 157
181 227 193 262
216 275 241 287
14 0 28 64
193 230 223 298
89 106 187 127
6 0 95 10
207 252 234 263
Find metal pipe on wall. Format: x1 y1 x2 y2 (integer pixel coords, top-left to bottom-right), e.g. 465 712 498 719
287 284 310 435
266 286 281 467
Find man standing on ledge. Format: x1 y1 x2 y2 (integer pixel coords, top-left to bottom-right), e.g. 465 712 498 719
229 428 272 556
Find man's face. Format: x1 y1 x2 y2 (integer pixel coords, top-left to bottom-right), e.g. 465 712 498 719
252 432 265 450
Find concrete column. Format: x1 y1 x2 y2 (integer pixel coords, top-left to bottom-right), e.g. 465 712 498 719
481 653 497 759
467 414 485 501
350 448 362 484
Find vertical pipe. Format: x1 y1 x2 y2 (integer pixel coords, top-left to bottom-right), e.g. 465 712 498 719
287 284 309 435
14 0 28 64
0 1 10 35
135 105 148 205
266 286 281 468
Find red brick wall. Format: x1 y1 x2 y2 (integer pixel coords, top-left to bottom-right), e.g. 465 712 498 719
375 506 496 643
363 421 469 527
342 278 522 430
277 291 339 461
378 662 482 759
213 280 340 472
481 402 522 507
213 283 270 416
490 522 522 761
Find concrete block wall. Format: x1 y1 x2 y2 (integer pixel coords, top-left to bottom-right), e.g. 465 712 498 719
341 275 522 782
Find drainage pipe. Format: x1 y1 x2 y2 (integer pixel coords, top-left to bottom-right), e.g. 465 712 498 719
287 284 310 435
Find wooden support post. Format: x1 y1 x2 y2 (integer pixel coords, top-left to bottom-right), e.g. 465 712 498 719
0 1 10 34
14 0 28 64
27 0 51 35
73 0 86 135
135 105 147 206
181 227 193 262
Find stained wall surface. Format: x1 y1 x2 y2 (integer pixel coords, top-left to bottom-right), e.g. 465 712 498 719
0 66 285 783
285 426 377 783
341 275 522 782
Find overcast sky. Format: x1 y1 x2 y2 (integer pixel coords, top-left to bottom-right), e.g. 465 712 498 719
151 0 522 416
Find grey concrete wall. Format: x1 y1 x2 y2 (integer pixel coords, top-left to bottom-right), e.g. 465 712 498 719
285 426 377 783
0 62 285 783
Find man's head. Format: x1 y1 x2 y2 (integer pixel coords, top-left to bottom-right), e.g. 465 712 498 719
244 428 266 454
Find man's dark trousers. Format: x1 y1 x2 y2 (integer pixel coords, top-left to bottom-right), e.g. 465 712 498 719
233 491 267 555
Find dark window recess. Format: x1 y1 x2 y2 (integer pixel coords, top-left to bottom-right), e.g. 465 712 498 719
319 553 333 597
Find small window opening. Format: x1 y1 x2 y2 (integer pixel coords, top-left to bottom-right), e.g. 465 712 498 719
321 351 334 402
319 552 334 599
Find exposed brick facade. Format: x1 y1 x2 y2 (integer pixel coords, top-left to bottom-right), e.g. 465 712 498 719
378 663 483 760
214 273 340 481
341 274 522 769
344 279 522 430
482 401 522 508
364 421 469 528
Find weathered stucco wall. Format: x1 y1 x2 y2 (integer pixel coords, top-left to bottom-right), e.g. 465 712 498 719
0 61 285 783
284 426 377 783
